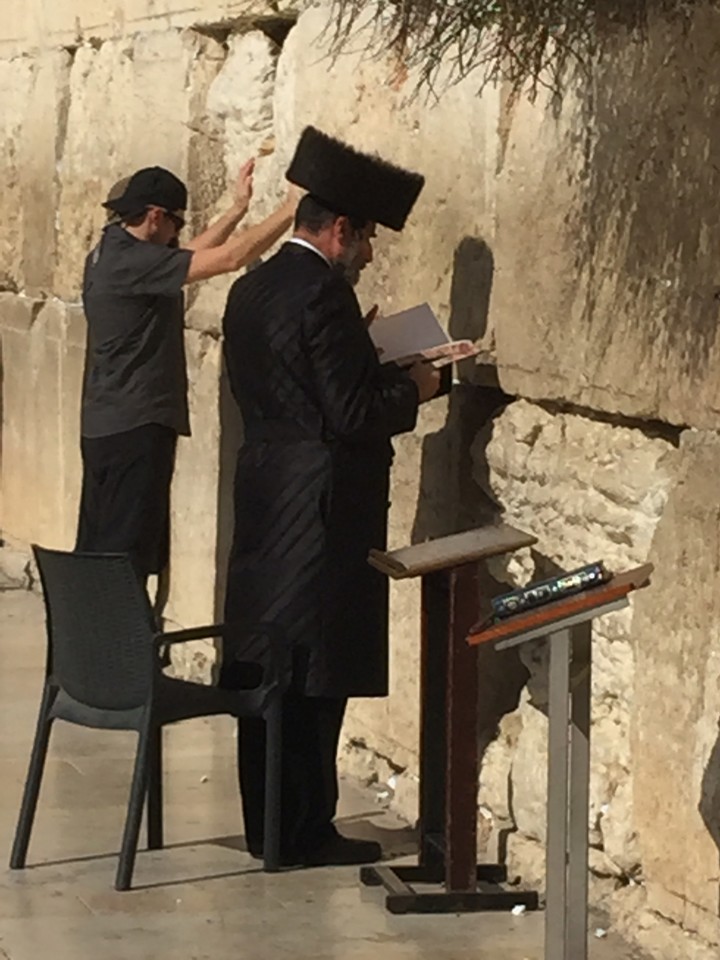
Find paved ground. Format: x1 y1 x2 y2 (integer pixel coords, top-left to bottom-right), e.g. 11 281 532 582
0 588 644 959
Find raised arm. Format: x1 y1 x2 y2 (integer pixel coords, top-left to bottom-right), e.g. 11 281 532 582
185 193 297 284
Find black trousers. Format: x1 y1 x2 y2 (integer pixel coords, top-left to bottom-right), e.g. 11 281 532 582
236 692 347 858
76 424 177 577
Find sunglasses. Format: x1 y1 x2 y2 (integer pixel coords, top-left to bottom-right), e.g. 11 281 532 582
162 209 186 231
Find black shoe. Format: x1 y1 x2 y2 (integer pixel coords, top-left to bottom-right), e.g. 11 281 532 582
248 847 302 868
301 836 382 867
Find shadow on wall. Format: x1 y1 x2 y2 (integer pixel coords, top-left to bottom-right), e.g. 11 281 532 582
700 721 720 915
410 236 530 773
411 236 501 545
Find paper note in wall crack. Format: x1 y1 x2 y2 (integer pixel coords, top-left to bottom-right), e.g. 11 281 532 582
369 302 479 367
413 340 481 368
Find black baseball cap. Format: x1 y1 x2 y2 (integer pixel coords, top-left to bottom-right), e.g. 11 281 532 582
102 166 188 217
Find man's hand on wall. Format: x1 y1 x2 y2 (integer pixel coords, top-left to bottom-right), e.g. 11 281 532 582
234 158 255 213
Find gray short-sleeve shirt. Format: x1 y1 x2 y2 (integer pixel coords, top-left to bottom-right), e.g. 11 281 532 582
81 224 193 438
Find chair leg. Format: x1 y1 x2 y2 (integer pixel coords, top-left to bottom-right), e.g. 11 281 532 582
147 726 163 851
115 726 151 891
10 684 56 869
263 697 283 873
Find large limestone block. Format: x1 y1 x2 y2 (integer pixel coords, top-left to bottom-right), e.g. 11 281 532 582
491 80 589 407
0 298 74 548
206 32 278 179
19 50 73 297
0 295 39 535
493 4 720 430
0 58 35 290
54 31 225 302
473 399 679 876
633 430 720 934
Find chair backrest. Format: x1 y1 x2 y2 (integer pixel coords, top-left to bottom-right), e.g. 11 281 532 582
33 546 157 712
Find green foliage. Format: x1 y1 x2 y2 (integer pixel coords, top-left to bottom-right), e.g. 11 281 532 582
327 0 699 94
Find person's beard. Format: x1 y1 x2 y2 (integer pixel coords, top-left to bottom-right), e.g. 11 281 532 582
338 261 362 287
332 239 362 287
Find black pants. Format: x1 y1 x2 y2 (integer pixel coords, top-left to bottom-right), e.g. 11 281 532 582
76 424 177 577
235 692 347 858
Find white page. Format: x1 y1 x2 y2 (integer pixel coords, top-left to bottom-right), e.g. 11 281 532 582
369 303 449 363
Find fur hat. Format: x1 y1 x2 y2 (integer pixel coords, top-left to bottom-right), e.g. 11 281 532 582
286 126 425 231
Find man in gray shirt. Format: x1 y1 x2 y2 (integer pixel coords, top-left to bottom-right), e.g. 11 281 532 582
77 163 297 585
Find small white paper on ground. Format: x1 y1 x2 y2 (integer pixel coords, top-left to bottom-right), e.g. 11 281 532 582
511 905 527 917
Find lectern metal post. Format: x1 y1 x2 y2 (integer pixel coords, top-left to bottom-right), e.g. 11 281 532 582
566 621 591 958
474 566 652 960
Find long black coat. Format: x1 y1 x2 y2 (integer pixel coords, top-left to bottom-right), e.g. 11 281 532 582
221 243 419 698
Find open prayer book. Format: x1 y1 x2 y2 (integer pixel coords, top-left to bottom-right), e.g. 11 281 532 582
369 302 480 369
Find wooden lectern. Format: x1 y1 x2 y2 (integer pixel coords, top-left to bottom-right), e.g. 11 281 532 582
467 565 653 960
360 524 541 914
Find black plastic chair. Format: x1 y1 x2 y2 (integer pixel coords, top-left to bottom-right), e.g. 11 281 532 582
9 546 286 890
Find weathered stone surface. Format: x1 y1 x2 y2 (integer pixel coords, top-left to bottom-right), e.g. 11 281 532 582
0 293 44 333
207 31 277 182
20 50 73 297
607 882 720 960
632 430 720 940
0 295 84 549
493 5 720 430
474 399 679 877
0 541 35 590
0 57 35 291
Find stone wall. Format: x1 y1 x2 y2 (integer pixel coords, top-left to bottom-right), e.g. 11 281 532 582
3 2 720 956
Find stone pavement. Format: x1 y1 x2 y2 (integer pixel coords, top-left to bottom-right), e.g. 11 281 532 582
0 588 645 960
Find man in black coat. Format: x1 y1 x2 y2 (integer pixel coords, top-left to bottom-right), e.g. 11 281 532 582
221 128 441 866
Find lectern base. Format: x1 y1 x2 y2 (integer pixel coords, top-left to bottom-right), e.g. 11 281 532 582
360 863 540 915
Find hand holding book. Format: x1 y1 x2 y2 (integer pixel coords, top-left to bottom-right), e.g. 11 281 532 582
368 302 480 369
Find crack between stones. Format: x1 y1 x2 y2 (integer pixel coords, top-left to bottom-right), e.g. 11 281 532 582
345 737 407 776
532 396 685 446
191 14 298 50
